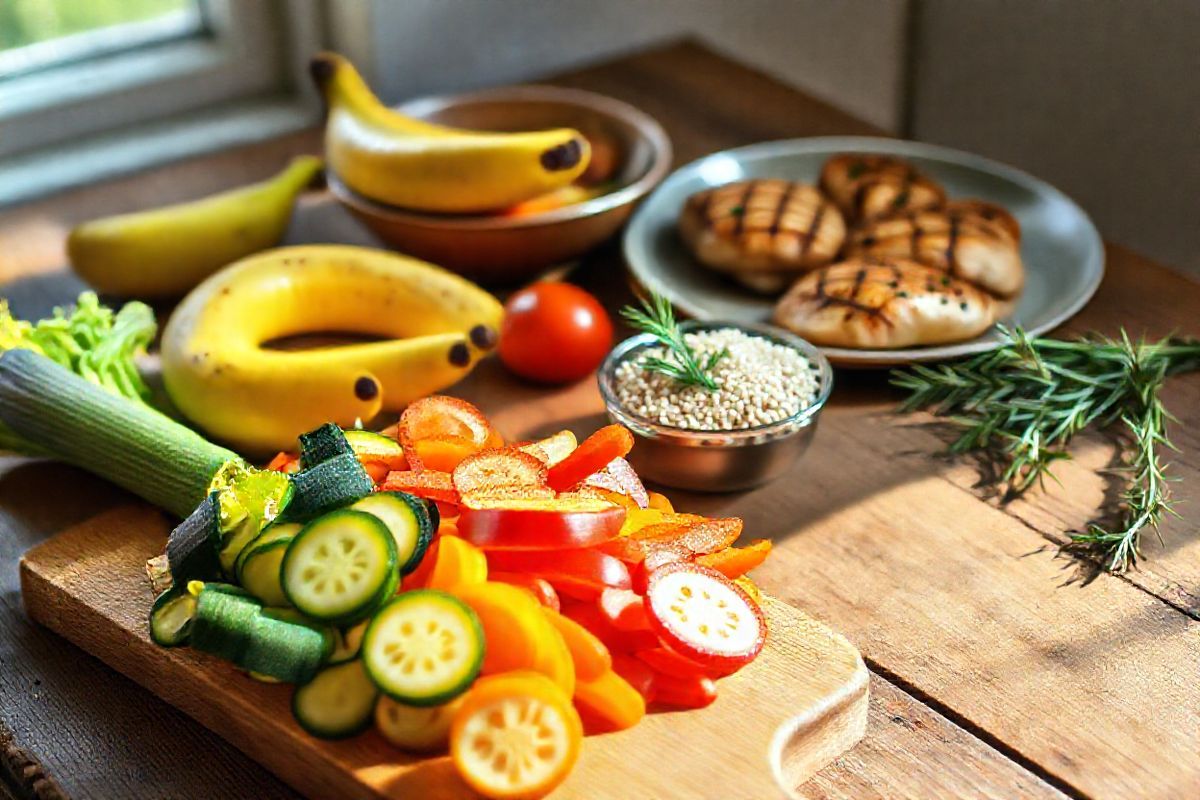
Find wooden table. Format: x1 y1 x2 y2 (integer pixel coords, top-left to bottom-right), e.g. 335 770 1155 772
1 41 1197 800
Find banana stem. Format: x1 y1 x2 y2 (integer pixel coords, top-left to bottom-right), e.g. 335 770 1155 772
0 349 239 517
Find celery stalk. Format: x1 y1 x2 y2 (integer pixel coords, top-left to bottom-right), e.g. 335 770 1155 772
0 349 239 517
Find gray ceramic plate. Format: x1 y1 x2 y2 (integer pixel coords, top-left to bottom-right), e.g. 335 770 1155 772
623 137 1105 366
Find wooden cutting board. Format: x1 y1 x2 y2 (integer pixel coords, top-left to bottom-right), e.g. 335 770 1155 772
19 505 868 799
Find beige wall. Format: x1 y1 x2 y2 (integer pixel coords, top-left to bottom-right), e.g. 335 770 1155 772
355 0 909 131
910 0 1200 275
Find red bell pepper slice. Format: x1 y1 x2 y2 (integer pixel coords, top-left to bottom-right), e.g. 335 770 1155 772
643 562 765 673
486 548 631 593
457 498 624 550
651 671 718 710
598 588 651 633
635 647 715 680
610 654 656 703
547 424 633 492
560 600 659 653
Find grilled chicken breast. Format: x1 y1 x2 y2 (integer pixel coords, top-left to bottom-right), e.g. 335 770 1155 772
679 180 846 294
773 256 1002 349
819 154 946 223
844 200 1024 298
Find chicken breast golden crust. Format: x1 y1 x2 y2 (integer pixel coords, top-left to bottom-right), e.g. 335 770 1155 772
819 154 946 223
844 200 1024 298
679 179 846 294
772 257 1002 349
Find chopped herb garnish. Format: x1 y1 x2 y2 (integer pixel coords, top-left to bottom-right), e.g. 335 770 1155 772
620 293 726 391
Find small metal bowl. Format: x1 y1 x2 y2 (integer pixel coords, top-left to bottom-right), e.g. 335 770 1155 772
597 322 833 492
328 85 672 284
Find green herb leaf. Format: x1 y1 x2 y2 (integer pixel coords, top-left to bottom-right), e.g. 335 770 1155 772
619 293 725 391
891 325 1200 572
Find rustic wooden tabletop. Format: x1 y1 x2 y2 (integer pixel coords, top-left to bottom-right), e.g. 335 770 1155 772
1 41 1197 800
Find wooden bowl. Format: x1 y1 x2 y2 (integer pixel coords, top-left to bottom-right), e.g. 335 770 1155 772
327 85 672 284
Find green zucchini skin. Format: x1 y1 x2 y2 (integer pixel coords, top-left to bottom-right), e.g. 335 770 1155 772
299 423 354 469
149 589 198 647
241 613 330 684
291 659 378 739
281 510 398 625
189 585 263 662
166 493 223 585
350 491 434 576
281 453 374 523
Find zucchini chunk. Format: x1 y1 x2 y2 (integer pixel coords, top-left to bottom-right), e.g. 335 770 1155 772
234 522 301 580
299 423 354 469
241 612 331 684
281 510 398 624
362 590 483 706
166 493 222 585
282 453 374 522
375 694 464 752
238 540 291 607
189 584 264 662
351 491 433 575
292 659 378 739
149 589 198 647
329 619 369 664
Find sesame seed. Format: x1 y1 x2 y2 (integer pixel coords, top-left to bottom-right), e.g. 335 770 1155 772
613 328 820 431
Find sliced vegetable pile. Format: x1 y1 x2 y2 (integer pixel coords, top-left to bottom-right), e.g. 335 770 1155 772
149 397 773 799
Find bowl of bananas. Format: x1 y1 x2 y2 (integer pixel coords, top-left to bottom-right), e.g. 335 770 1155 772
315 54 671 283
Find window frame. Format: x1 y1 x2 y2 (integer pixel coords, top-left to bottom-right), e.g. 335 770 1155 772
0 1 293 160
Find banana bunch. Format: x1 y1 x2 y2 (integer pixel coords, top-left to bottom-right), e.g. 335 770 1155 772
312 52 590 213
161 245 504 455
68 156 322 299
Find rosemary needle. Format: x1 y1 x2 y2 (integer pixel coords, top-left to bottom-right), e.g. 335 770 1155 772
620 293 726 391
891 325 1200 572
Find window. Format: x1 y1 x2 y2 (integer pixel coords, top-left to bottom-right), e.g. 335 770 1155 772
0 0 323 205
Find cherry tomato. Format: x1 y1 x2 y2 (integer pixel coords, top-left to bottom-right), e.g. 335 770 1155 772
499 283 613 384
643 562 765 674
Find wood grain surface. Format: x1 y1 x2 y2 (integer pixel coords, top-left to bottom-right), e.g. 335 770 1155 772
2 40 1198 800
20 506 868 800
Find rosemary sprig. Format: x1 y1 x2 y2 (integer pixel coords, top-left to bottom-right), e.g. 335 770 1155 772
891 325 1200 572
620 293 726 391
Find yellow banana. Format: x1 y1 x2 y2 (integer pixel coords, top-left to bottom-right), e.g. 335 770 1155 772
68 156 323 299
161 244 504 455
311 52 590 213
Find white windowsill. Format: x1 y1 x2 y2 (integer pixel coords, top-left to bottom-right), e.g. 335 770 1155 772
0 96 319 207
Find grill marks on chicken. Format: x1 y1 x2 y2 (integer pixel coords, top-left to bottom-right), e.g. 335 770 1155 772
679 180 846 294
845 200 1024 298
820 154 946 223
772 257 1002 349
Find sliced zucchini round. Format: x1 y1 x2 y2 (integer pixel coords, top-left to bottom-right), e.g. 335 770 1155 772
351 492 433 575
281 510 398 624
239 540 291 607
375 694 464 752
344 429 405 463
362 590 483 706
235 522 301 581
149 589 198 647
292 659 378 739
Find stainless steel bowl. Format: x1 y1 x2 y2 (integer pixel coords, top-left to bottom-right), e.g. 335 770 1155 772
597 322 833 492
